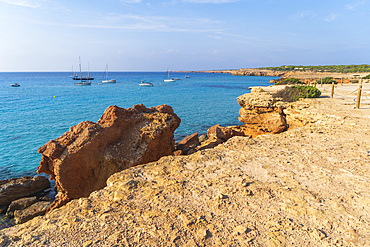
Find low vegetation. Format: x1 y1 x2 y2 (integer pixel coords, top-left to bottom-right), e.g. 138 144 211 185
274 78 304 85
273 85 321 102
315 77 337 84
260 64 370 73
363 74 370 79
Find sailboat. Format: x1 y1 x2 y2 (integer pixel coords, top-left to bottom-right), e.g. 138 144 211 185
74 57 91 86
102 63 116 83
164 68 176 82
71 57 94 81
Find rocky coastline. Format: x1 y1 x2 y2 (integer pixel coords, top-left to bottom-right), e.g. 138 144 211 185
1 83 369 246
184 68 370 82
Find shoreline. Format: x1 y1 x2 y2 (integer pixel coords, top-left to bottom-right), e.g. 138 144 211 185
178 68 370 80
1 83 369 245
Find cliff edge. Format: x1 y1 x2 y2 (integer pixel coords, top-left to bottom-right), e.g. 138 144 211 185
1 84 369 246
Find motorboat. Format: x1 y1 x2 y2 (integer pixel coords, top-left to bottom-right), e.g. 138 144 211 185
139 80 154 87
102 79 116 84
75 80 91 86
11 83 20 87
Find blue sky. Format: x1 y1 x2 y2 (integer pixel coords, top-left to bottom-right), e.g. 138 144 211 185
0 0 369 71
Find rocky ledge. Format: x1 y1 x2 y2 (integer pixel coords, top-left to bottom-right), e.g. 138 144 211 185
1 85 369 246
37 104 180 211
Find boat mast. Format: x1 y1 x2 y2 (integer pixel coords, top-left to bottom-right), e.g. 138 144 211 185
106 63 109 80
79 57 82 80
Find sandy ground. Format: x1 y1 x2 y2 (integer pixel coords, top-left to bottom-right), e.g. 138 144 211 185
0 83 369 247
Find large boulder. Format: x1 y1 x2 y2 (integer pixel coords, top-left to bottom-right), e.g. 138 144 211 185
237 91 288 134
37 104 181 211
0 176 50 207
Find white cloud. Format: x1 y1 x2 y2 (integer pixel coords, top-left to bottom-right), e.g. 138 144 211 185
291 11 317 20
0 0 46 8
346 1 365 10
54 14 224 33
324 13 338 22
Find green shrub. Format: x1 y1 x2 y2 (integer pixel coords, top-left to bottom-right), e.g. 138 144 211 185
275 78 305 85
362 74 370 79
316 77 337 84
272 85 321 102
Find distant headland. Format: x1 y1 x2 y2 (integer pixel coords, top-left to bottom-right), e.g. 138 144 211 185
179 64 370 79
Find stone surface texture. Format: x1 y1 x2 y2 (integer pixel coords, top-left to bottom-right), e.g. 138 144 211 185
37 104 180 211
237 90 288 135
1 84 369 246
6 197 38 218
0 176 50 206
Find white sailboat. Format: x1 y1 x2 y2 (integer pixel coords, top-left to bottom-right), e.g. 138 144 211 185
164 69 176 82
102 63 116 83
75 57 91 86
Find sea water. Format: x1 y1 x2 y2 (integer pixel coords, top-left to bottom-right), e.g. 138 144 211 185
0 72 277 180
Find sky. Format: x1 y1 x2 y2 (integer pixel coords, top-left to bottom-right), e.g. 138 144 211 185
0 0 369 72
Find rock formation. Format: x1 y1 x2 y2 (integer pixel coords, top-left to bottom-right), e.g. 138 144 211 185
37 104 181 211
1 85 369 246
0 176 50 208
237 90 288 135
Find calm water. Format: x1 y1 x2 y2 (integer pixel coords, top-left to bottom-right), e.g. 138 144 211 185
0 72 277 180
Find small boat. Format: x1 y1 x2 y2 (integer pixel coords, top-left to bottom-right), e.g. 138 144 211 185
139 80 154 87
164 68 176 82
71 57 94 81
75 80 91 86
185 75 190 78
11 83 20 87
102 63 116 83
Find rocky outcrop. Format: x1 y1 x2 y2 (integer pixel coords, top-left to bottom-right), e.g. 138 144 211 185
13 201 51 224
207 124 252 141
174 133 200 155
230 69 285 77
37 104 181 211
0 176 50 207
1 86 369 246
237 90 288 135
6 197 38 218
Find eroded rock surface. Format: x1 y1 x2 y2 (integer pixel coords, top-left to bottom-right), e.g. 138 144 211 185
237 91 288 135
0 176 50 207
1 94 369 246
37 104 180 211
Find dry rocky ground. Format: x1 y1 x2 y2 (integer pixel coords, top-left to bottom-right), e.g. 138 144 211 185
0 84 369 247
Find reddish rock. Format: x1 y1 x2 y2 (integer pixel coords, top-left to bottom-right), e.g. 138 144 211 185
173 150 183 156
179 132 199 146
0 176 50 206
207 124 252 141
37 104 181 211
175 133 200 155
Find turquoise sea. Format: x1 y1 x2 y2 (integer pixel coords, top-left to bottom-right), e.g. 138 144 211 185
0 72 277 180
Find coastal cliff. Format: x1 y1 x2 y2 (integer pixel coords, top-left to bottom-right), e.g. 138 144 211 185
1 85 369 246
37 104 180 211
